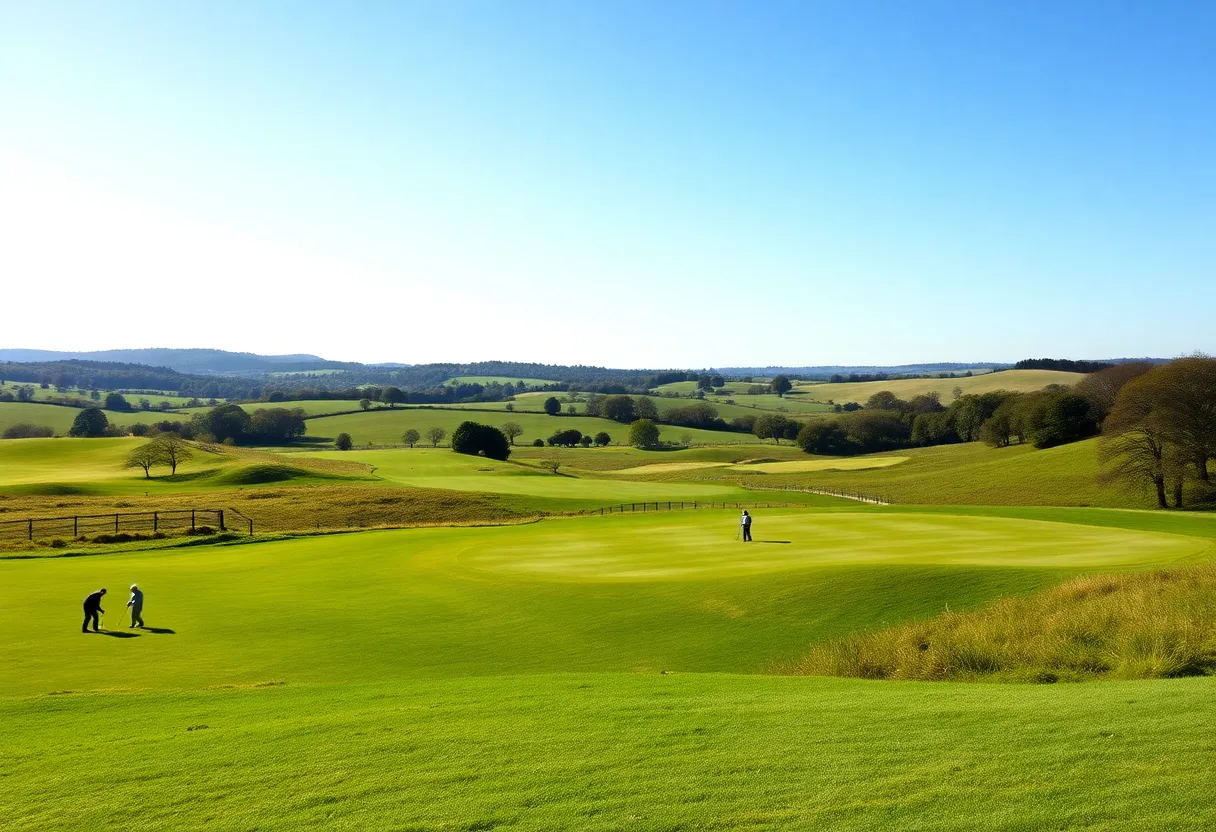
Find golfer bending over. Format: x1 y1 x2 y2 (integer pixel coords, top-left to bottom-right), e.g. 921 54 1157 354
127 584 145 628
82 588 106 633
740 510 752 542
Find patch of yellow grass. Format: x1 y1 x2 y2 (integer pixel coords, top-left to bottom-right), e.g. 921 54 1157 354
791 563 1216 682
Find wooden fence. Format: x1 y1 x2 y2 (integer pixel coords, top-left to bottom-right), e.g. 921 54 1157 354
0 507 254 543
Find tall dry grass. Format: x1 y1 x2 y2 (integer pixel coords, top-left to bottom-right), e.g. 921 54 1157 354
792 565 1216 682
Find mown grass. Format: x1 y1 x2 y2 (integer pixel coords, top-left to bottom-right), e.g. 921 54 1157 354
795 562 1216 682
3 508 1209 693
794 369 1082 404
5 673 1216 831
4 505 1216 829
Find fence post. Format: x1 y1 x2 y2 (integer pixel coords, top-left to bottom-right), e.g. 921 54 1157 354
191 510 196 531
28 519 33 541
153 512 158 533
115 514 119 533
219 509 225 531
74 516 78 537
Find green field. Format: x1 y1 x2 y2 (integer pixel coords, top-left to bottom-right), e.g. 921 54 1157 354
0 381 195 407
666 437 1164 508
5 410 1216 829
4 505 1216 828
0 401 189 437
305 407 759 446
796 369 1083 404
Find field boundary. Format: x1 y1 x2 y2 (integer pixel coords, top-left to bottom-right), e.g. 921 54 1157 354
0 507 255 542
576 499 806 516
743 484 893 505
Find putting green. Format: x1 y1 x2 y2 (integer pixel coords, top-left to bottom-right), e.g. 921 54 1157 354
458 510 1214 581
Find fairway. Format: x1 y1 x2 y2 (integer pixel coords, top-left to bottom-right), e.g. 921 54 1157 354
4 506 1216 829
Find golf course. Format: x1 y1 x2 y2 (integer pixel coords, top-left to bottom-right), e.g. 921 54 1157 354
4 424 1216 829
5 2 1215 826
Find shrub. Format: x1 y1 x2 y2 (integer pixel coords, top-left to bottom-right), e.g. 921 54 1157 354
335 432 354 451
594 432 611 447
2 423 54 439
532 438 545 447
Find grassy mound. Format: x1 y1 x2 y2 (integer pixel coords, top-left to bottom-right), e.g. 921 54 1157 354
212 462 318 485
794 563 1216 682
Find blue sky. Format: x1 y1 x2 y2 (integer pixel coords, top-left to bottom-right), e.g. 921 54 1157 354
1 1 1213 367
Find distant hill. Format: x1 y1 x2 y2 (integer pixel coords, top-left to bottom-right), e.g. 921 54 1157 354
0 348 359 375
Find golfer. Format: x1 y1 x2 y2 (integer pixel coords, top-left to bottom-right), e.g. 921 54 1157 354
82 587 107 633
127 584 145 628
740 510 752 542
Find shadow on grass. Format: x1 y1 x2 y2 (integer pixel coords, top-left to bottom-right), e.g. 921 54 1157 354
755 540 792 544
95 630 140 638
142 627 176 634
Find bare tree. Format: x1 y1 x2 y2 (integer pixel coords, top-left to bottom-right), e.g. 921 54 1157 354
427 427 446 447
501 422 523 446
150 433 194 475
125 442 163 478
539 454 562 475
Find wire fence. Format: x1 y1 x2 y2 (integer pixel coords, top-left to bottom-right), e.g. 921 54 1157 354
0 508 254 543
742 485 893 505
576 500 806 516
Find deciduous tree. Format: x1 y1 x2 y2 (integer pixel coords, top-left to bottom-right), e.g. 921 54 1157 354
69 408 109 438
629 418 660 448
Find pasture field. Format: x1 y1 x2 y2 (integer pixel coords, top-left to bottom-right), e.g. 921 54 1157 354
4 506 1216 829
795 369 1083 404
0 381 195 407
444 392 832 422
0 401 189 437
305 407 757 446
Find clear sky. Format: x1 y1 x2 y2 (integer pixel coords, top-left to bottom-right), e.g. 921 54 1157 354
1 1 1213 368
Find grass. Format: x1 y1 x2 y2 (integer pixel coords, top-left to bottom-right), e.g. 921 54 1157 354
0 381 195 407
5 431 1216 829
4 507 1211 695
4 506 1216 828
0 401 188 437
796 561 1216 682
306 407 756 446
795 369 1083 404
5 674 1216 831
677 438 1161 508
